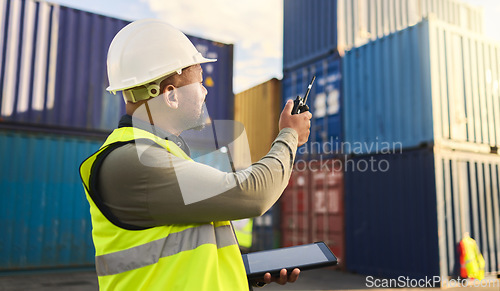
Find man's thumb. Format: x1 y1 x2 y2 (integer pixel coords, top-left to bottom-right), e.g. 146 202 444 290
283 100 294 115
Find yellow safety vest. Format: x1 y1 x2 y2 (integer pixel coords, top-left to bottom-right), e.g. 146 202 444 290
80 127 248 290
233 218 253 249
459 235 485 280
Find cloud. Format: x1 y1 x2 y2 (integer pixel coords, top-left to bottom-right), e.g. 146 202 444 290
141 0 283 93
235 58 265 72
141 0 282 44
234 55 282 92
50 0 155 21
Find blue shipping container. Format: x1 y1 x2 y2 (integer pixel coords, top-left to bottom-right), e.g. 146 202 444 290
252 205 281 251
283 0 484 70
0 0 233 132
0 129 103 271
283 54 342 160
343 19 500 154
188 35 234 121
345 147 500 279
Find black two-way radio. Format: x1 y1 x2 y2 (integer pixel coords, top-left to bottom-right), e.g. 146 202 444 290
291 76 316 115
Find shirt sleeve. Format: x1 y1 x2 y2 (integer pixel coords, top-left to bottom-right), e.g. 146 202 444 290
98 128 298 226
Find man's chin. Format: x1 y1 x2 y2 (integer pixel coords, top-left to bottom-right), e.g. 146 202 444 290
186 118 207 131
190 123 206 131
190 113 210 131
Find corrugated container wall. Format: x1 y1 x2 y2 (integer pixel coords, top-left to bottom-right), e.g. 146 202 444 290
0 0 128 131
252 205 281 251
283 0 484 70
280 161 346 270
345 147 500 279
433 149 500 278
280 166 310 247
282 55 342 160
0 0 234 132
189 35 234 121
233 78 281 169
343 19 500 154
0 130 103 271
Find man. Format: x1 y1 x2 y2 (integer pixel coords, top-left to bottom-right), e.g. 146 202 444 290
80 19 311 290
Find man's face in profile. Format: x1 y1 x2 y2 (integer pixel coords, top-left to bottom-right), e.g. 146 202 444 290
176 65 209 131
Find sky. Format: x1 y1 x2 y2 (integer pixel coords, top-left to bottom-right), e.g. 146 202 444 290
46 0 500 94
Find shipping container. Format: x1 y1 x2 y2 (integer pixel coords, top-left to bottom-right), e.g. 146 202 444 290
188 35 235 121
0 0 127 132
181 119 241 173
344 18 500 154
0 129 104 271
233 78 281 169
281 165 311 246
188 141 235 173
345 147 500 279
233 206 280 253
280 160 345 269
283 0 484 70
252 205 281 251
283 54 342 160
0 0 234 132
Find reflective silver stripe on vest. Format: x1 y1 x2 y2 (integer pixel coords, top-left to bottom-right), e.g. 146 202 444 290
95 224 236 276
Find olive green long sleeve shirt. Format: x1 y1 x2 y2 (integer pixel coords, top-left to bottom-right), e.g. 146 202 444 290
98 128 298 227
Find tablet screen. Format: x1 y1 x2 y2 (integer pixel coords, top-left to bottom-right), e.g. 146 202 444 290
247 244 328 273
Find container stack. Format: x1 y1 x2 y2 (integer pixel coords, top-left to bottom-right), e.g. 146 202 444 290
281 162 345 269
233 79 282 250
0 0 127 271
252 205 281 251
0 0 233 133
0 0 233 272
343 19 500 279
233 78 281 168
1 0 128 131
282 0 497 279
283 0 483 71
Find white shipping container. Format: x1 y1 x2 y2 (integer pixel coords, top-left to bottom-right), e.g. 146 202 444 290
343 18 500 154
284 0 484 70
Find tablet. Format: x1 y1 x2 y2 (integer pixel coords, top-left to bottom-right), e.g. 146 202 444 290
241 241 338 279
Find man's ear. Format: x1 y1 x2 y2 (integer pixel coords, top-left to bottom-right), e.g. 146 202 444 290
163 85 179 109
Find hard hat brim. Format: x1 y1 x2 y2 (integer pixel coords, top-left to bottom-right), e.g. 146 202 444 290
106 57 217 93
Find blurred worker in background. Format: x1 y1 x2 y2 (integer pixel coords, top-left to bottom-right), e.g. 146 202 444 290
80 19 311 290
233 218 254 253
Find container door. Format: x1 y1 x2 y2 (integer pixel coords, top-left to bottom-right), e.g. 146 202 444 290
310 159 345 269
280 166 311 247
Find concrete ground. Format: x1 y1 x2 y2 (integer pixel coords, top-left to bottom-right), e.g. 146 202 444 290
0 268 498 291
264 268 500 291
0 269 98 291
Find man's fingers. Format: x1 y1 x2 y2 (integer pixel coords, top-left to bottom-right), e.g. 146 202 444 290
279 269 288 285
301 111 313 119
288 268 300 283
263 272 272 284
262 268 301 285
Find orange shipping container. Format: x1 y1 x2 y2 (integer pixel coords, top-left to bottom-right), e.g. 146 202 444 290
233 79 282 169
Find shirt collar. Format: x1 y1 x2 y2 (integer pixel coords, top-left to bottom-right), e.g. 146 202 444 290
118 115 191 157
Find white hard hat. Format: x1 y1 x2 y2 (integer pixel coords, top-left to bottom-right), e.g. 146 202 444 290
106 19 216 95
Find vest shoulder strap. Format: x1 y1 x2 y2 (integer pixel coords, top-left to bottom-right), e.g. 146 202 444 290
88 140 150 230
101 127 191 161
81 127 192 230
